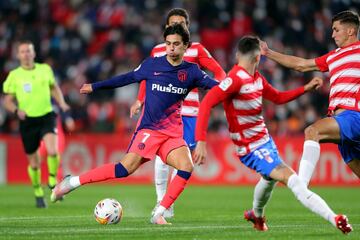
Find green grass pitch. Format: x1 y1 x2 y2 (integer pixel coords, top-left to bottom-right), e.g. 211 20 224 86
0 184 359 240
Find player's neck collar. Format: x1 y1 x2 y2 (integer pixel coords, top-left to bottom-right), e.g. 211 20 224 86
165 55 183 66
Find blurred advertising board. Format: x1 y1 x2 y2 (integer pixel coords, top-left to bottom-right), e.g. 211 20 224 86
0 133 358 185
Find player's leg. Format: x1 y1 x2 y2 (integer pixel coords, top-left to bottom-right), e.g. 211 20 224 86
42 132 59 189
347 159 360 178
27 151 47 208
152 116 196 219
335 110 360 179
51 152 146 202
158 116 196 218
298 116 340 186
151 141 192 224
161 146 193 208
51 129 161 202
270 165 352 234
240 139 280 231
152 155 173 218
154 155 169 202
244 177 276 231
20 119 46 208
40 112 60 189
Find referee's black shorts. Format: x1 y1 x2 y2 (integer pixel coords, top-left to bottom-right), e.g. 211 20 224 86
19 112 57 154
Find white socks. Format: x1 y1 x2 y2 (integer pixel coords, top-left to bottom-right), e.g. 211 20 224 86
171 167 177 181
154 205 166 216
287 174 336 226
69 176 81 188
253 177 277 217
154 155 170 202
298 140 320 186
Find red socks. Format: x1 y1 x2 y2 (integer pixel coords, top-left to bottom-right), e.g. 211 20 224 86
160 171 191 209
79 163 116 185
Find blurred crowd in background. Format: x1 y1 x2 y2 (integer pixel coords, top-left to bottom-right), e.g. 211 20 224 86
0 0 359 136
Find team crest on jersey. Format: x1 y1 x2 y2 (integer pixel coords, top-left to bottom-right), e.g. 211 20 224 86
219 77 232 91
138 143 145 150
177 70 187 82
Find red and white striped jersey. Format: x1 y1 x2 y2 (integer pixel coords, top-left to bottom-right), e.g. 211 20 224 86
137 42 226 117
196 65 305 156
315 41 360 113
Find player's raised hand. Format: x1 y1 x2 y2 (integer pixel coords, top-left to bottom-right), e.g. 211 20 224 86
80 84 93 94
130 100 142 118
259 40 269 56
304 77 323 92
193 141 207 165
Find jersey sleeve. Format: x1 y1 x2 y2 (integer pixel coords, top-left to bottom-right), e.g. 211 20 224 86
3 71 15 94
193 65 219 90
92 59 149 91
196 77 239 141
197 43 227 81
262 77 305 104
136 50 157 102
314 52 331 72
44 64 56 86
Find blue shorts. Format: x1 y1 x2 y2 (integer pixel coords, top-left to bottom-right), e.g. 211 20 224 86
182 116 197 151
334 110 360 163
239 138 283 177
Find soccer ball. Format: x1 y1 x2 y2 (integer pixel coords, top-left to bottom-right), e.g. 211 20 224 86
94 198 123 225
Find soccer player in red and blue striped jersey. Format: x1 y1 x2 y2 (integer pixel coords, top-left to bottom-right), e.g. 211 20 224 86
51 24 218 225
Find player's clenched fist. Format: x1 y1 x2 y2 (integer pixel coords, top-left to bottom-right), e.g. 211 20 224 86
80 84 93 94
304 77 323 92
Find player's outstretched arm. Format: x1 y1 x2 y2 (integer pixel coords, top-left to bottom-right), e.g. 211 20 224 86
260 40 319 72
263 76 323 104
51 83 70 112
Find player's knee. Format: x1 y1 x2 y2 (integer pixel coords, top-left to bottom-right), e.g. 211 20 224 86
177 160 193 172
304 125 319 140
47 149 58 156
28 157 40 168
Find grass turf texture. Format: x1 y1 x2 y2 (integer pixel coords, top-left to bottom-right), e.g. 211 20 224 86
0 184 359 240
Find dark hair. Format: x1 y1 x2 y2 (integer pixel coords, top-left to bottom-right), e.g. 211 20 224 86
237 36 260 55
332 10 359 29
163 23 190 46
166 8 190 27
16 39 34 49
